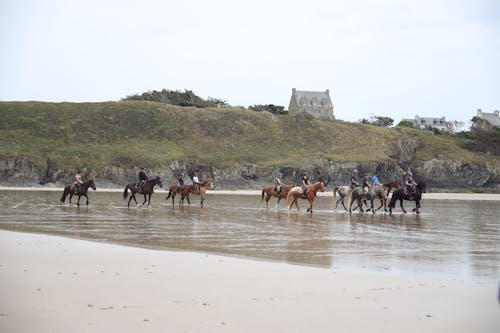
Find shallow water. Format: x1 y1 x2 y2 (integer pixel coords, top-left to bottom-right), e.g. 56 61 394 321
1 190 499 281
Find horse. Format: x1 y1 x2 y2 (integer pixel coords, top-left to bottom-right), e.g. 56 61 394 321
165 180 213 206
198 180 213 207
60 179 97 206
388 181 426 214
286 181 325 213
383 180 401 198
165 183 196 205
261 184 295 209
123 176 163 207
332 185 351 211
347 187 379 213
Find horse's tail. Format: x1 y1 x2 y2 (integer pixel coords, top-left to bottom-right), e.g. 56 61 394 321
123 185 129 200
60 187 69 203
261 188 265 202
333 186 338 206
165 189 172 200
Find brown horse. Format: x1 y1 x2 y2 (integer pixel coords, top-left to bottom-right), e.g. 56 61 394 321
165 183 196 205
286 181 325 213
60 179 96 205
383 180 401 198
166 180 213 206
261 184 295 209
198 180 213 207
123 176 163 207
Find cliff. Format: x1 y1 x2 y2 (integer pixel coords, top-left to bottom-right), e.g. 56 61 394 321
0 101 498 192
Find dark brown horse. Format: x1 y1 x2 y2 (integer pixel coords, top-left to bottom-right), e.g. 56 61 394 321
286 181 325 213
261 184 295 209
60 179 96 206
165 180 213 206
123 176 163 207
388 181 426 214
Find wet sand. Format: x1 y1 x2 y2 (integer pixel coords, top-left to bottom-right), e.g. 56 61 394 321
1 230 498 333
1 186 500 200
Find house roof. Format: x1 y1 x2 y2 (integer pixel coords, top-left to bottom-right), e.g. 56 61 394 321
291 90 332 107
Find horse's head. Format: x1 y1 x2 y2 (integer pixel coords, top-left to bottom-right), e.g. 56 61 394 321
89 179 96 190
154 176 163 188
417 181 426 193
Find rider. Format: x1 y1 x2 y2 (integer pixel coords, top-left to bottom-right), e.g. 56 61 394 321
138 167 148 192
74 171 83 191
192 172 200 194
361 174 372 191
371 172 383 187
404 172 417 196
350 169 360 189
274 176 283 195
301 172 310 197
177 173 185 193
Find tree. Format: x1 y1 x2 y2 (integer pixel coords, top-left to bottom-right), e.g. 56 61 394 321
248 104 286 114
396 120 415 128
123 89 229 108
360 115 394 127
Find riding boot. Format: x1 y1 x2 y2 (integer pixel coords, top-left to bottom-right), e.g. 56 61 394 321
302 190 308 199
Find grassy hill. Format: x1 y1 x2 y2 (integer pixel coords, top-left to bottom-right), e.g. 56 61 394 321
0 101 494 173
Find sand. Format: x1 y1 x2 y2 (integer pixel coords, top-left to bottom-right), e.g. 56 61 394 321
0 230 498 333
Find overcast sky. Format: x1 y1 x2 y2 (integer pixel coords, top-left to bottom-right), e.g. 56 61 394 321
1 0 499 126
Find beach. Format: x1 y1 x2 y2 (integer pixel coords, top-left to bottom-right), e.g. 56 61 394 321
1 230 499 333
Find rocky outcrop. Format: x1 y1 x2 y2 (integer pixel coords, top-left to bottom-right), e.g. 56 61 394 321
0 156 498 192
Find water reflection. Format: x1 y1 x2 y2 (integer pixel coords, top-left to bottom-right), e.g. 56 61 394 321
0 190 499 281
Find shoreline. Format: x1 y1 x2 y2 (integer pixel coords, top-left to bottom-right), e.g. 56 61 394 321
1 230 499 333
1 186 500 200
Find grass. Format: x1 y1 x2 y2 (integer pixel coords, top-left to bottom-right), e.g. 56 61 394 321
0 101 497 171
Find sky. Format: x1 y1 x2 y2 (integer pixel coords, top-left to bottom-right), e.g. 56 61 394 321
1 0 499 127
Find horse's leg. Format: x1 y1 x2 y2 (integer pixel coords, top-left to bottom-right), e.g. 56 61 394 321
76 195 81 206
293 196 300 211
127 193 136 207
265 194 271 209
306 198 313 213
141 194 147 207
84 194 89 205
148 194 152 207
413 200 420 213
399 199 407 213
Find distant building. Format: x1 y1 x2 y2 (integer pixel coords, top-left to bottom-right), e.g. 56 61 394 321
476 109 500 127
402 115 456 132
288 88 334 120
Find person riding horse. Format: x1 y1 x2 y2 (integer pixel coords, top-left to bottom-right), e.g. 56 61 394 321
138 167 148 192
177 174 185 193
371 172 383 187
74 171 83 190
351 170 360 189
274 177 283 195
301 172 310 197
361 174 371 191
193 172 200 194
404 173 418 197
